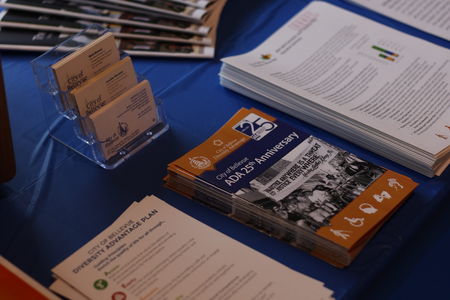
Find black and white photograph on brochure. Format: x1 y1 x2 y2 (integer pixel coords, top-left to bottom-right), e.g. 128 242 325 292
236 136 386 231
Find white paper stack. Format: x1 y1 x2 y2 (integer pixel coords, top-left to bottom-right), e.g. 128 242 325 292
220 1 450 177
50 195 334 300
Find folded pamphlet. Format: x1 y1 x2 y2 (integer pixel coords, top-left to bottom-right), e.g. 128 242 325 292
166 108 418 267
0 9 212 45
0 0 228 58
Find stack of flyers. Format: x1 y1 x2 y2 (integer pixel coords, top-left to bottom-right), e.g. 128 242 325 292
0 0 228 58
165 108 418 267
50 195 334 300
219 2 450 177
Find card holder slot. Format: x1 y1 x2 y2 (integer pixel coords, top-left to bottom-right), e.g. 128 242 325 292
90 99 168 169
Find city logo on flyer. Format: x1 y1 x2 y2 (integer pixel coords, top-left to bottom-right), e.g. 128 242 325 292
232 112 277 141
118 122 129 137
189 156 212 169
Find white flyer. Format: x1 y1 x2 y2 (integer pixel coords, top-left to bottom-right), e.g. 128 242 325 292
52 195 333 300
221 1 450 156
347 0 450 41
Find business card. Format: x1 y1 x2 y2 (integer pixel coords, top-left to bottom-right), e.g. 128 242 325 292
51 32 120 92
70 56 138 117
89 80 158 160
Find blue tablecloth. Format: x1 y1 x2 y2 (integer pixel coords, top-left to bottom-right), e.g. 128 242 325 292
1 0 449 299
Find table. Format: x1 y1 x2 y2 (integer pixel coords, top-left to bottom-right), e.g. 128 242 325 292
1 0 449 299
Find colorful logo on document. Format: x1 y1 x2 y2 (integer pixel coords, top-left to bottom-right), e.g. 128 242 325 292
112 291 127 300
261 54 272 60
93 279 108 290
232 112 277 141
189 156 212 169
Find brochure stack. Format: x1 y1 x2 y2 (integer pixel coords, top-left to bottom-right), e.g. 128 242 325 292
0 0 228 58
165 108 418 267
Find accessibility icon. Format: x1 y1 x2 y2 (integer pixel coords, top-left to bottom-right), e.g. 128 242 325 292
344 217 365 227
330 229 352 240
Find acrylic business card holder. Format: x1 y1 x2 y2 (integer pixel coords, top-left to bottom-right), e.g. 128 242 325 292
31 25 169 169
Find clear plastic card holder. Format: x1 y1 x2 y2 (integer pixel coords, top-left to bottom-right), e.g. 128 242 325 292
31 25 169 169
